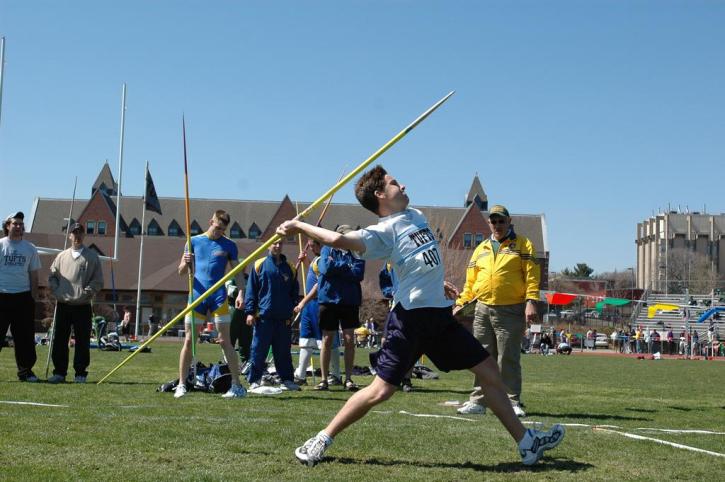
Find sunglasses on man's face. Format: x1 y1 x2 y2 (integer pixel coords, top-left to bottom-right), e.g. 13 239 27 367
489 218 508 225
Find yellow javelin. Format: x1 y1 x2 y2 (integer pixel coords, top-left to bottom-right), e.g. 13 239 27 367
97 90 455 384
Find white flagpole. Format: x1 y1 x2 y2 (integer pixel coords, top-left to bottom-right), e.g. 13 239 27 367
134 161 148 339
45 176 78 377
0 37 5 127
113 83 126 262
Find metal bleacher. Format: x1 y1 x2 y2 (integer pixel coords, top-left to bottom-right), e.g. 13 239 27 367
632 292 724 341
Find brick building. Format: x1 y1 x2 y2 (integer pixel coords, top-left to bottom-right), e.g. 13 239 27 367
21 163 549 327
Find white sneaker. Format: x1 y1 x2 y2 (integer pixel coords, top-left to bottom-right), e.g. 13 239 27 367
249 382 283 395
295 431 333 467
222 384 247 399
281 380 301 391
518 425 565 465
512 404 526 418
457 401 486 415
174 384 188 399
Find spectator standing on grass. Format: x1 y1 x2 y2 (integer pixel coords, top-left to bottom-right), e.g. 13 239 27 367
453 205 540 418
226 278 252 368
585 329 593 350
651 329 661 353
175 210 246 399
47 223 103 384
244 238 301 392
314 225 366 392
679 329 687 355
611 329 618 351
0 212 41 382
645 329 652 354
666 329 674 355
292 240 342 386
634 327 642 353
147 313 160 338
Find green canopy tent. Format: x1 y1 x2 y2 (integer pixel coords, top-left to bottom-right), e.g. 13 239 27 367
595 297 631 312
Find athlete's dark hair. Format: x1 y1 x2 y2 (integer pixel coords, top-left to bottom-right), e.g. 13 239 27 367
213 210 230 226
355 165 387 215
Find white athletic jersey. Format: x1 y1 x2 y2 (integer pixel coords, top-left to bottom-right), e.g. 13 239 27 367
0 237 41 293
352 208 451 310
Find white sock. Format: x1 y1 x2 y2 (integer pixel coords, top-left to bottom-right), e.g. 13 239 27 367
318 430 333 445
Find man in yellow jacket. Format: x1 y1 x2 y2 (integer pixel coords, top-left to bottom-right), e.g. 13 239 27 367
453 205 540 417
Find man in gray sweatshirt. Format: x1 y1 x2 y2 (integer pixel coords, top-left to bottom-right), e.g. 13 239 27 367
48 223 104 383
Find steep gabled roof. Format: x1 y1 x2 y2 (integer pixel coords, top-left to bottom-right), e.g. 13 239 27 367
92 162 118 196
465 175 487 208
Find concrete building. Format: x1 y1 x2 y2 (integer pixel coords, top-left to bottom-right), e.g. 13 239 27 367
636 211 725 291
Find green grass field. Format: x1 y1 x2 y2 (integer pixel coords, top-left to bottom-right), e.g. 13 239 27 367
1 342 723 481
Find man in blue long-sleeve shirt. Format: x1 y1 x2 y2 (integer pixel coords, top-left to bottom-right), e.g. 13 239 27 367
315 225 365 391
244 239 301 391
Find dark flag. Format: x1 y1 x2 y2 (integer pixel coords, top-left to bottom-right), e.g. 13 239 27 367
145 168 162 215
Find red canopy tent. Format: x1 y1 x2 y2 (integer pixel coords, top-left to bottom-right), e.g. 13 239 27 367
545 293 577 305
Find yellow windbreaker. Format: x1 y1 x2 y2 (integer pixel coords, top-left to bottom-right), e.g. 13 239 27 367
456 232 541 306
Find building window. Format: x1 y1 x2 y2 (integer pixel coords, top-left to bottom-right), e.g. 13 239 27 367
190 221 202 235
229 222 245 239
147 220 163 236
168 220 183 237
129 219 141 236
249 223 261 240
463 232 473 248
475 233 483 245
87 220 95 235
97 221 107 235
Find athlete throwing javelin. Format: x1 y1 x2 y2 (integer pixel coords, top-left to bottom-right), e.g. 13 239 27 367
276 166 564 466
175 210 247 399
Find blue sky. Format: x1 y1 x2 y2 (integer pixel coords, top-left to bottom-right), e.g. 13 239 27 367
1 0 723 273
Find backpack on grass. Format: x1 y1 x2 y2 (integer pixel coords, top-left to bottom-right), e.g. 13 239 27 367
157 362 231 394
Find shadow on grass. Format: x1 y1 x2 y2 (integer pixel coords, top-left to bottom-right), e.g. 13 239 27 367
327 456 592 473
625 407 657 413
100 381 164 386
527 411 652 422
666 406 693 412
396 387 472 394
264 395 351 402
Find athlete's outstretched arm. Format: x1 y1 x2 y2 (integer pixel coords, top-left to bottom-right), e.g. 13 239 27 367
277 220 366 253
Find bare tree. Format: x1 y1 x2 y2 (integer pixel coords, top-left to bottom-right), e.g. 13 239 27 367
665 248 718 294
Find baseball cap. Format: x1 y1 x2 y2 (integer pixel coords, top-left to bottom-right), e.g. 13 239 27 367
336 224 354 234
488 205 510 218
69 223 85 233
5 211 24 222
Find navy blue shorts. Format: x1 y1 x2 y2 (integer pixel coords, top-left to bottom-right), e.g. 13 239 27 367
319 303 360 331
370 304 489 386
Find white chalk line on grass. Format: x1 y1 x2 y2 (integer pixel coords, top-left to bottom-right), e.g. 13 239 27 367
593 428 725 459
635 428 725 435
0 400 68 408
376 411 725 437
